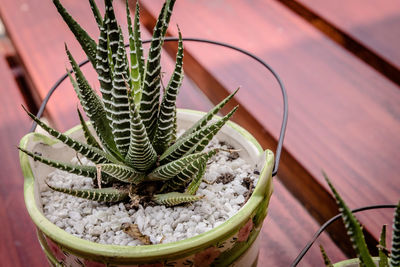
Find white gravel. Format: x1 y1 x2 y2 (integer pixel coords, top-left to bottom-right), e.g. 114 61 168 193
41 138 259 246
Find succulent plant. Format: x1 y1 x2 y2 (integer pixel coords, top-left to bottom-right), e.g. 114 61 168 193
19 0 238 207
321 173 400 267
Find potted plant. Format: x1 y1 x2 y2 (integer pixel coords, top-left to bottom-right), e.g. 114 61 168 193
19 0 275 266
320 174 399 267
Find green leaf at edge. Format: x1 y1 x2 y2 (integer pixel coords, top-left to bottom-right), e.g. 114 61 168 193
153 192 203 207
319 245 334 267
77 108 102 150
46 183 129 203
324 173 376 267
390 200 400 267
53 0 97 69
379 225 389 267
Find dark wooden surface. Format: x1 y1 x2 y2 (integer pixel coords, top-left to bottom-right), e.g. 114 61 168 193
0 0 398 266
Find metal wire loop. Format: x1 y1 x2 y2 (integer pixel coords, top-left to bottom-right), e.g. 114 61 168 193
30 37 288 177
291 204 397 266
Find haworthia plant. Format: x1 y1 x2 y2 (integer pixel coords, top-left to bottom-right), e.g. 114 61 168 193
391 201 400 267
321 173 400 267
378 225 388 267
21 0 239 207
319 245 333 267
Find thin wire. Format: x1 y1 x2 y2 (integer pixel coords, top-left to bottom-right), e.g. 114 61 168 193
291 204 397 266
30 37 288 176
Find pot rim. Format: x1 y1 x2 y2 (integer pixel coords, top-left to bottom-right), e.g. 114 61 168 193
20 109 274 261
333 257 380 266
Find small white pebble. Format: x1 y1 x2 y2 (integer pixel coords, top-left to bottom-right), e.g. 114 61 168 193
69 211 82 221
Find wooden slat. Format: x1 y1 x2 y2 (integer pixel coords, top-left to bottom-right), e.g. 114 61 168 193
261 179 345 266
0 51 47 266
0 1 123 130
0 0 214 131
291 0 400 77
139 0 400 254
0 0 99 130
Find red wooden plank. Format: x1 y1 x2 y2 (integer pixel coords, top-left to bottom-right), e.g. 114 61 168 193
0 0 211 131
295 0 400 72
0 53 47 266
0 0 106 130
261 179 345 266
140 0 400 249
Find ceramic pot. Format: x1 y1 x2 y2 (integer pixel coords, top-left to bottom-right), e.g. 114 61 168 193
20 109 274 267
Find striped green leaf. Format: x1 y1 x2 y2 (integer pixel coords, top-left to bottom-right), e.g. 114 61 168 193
148 152 208 181
170 107 177 145
159 130 198 163
185 160 206 195
53 0 97 69
105 0 119 65
96 15 114 124
319 245 334 267
23 106 118 164
88 0 102 29
110 29 132 156
153 192 203 207
179 88 239 140
324 173 375 267
66 46 121 160
152 29 184 154
107 32 115 75
77 108 102 150
160 106 237 164
46 183 129 202
185 106 238 155
160 0 175 37
127 0 144 104
379 225 389 267
125 98 157 171
390 201 400 267
99 164 145 184
162 149 218 192
19 147 97 179
139 0 176 141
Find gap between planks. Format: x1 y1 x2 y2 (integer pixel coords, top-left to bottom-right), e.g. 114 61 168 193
0 35 39 117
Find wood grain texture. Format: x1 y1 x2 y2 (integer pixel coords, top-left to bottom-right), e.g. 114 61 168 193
276 0 400 87
261 179 346 266
295 0 400 71
139 0 400 251
0 52 47 266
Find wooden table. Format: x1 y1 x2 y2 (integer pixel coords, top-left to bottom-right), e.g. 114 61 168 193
0 0 398 266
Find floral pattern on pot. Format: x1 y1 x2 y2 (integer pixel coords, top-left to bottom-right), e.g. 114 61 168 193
40 212 264 267
194 246 221 266
45 236 66 262
237 219 254 242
